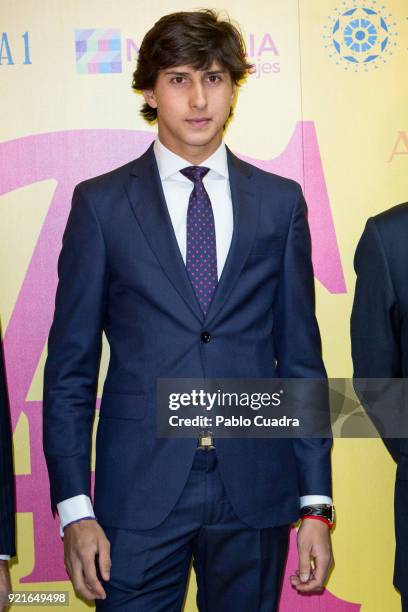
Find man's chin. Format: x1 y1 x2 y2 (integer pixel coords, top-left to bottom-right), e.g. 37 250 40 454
181 130 221 148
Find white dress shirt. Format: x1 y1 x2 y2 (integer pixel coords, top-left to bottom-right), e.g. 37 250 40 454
57 138 331 533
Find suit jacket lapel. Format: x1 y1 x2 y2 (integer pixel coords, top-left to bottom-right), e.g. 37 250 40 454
204 147 259 329
125 143 204 324
124 143 259 329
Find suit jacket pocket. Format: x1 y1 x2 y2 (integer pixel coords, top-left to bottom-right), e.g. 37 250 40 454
99 392 148 421
250 236 285 257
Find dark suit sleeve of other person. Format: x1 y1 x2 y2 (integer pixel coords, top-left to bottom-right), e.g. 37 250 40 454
273 185 332 497
351 217 402 462
0 345 16 557
43 184 108 510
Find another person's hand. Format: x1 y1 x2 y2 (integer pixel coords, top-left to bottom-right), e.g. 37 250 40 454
0 559 12 612
63 519 111 601
290 519 333 593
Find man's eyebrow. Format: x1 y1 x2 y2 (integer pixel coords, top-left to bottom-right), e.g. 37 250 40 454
164 70 190 76
205 69 226 75
163 68 227 76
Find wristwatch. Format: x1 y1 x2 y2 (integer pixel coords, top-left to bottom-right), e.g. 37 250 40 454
300 504 335 529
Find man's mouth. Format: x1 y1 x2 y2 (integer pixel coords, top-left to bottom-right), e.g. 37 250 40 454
186 118 211 127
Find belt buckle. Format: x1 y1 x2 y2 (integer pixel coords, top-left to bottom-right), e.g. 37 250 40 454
197 432 215 450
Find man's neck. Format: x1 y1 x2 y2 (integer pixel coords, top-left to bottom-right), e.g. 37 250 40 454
157 134 223 165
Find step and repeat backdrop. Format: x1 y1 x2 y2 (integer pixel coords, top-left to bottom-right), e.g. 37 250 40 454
1 0 407 610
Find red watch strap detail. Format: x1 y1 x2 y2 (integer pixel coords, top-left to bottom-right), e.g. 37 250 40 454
301 515 333 529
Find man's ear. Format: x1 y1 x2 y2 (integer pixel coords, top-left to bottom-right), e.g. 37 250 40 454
142 89 157 109
230 82 238 104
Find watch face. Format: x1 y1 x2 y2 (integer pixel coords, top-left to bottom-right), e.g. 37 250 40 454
301 504 335 524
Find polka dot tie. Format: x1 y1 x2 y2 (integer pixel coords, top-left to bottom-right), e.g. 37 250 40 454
180 166 218 316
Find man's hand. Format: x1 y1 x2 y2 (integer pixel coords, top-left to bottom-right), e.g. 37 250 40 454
64 519 111 601
0 559 11 612
290 519 333 593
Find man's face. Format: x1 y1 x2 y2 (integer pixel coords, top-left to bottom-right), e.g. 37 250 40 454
142 61 236 161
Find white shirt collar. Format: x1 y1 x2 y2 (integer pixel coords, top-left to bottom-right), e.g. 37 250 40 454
153 138 229 181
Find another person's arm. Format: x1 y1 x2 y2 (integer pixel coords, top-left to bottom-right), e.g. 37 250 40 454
351 217 402 461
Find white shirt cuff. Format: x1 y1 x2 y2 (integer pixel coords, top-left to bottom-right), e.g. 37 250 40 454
300 495 333 507
57 494 95 537
0 555 10 560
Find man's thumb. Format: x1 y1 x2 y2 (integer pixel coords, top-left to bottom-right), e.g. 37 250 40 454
98 543 111 581
298 548 311 583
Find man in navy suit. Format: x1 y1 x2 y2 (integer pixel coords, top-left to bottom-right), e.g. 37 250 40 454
43 10 334 610
0 339 16 609
351 205 408 612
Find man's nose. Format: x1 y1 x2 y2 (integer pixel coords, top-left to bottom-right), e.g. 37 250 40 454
190 82 207 109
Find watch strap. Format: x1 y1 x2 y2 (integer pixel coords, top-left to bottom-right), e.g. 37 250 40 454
300 504 335 528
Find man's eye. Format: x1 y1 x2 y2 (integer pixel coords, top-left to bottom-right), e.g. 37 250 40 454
171 76 186 84
208 75 221 83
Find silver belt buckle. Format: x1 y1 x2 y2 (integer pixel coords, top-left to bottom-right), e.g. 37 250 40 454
197 433 215 450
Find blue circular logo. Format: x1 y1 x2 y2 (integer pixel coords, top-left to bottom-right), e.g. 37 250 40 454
344 19 377 52
324 4 398 71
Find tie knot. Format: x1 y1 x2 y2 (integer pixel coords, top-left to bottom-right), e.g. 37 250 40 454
180 166 209 184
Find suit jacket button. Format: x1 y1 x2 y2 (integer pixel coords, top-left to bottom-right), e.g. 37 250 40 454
200 331 211 343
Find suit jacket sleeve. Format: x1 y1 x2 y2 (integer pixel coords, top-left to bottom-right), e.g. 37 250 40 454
351 218 402 461
43 184 108 510
273 185 332 497
0 345 16 556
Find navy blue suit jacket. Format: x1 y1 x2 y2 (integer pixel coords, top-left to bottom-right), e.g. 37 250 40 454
0 342 16 556
43 143 332 531
351 204 408 594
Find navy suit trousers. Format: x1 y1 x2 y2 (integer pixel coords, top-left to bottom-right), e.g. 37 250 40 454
96 449 290 611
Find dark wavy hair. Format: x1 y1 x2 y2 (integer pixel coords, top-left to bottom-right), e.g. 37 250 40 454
132 9 253 123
